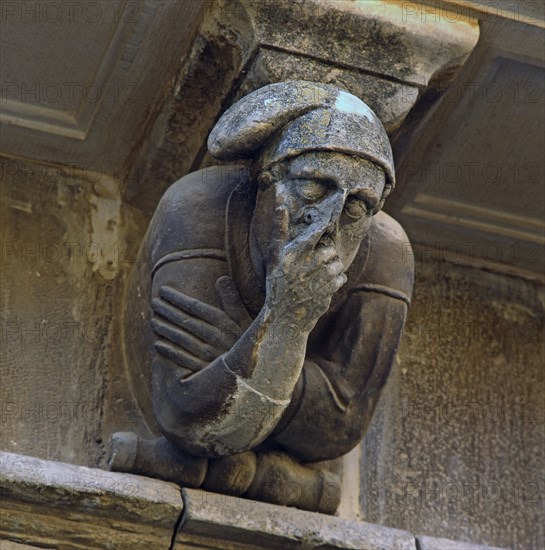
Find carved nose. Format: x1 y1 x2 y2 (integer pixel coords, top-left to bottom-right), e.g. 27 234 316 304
319 197 344 243
325 192 345 226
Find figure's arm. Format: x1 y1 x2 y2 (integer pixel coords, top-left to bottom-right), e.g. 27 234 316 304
272 288 409 462
151 202 346 457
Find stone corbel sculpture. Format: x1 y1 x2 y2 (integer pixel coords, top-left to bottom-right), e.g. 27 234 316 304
108 81 414 514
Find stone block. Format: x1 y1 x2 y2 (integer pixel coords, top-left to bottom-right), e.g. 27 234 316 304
417 535 509 550
176 487 417 549
247 0 479 87
0 452 183 549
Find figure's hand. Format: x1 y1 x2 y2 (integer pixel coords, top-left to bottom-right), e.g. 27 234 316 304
265 196 347 329
151 283 250 372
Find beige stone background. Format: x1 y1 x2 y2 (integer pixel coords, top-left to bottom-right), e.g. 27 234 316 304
1 1 543 549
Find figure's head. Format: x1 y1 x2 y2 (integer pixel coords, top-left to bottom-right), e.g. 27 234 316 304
252 152 386 269
208 81 394 270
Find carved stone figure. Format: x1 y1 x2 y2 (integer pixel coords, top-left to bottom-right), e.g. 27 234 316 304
108 81 414 514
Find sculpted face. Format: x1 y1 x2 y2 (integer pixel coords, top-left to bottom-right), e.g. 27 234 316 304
251 151 387 275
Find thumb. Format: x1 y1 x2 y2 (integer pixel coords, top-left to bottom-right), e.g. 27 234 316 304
215 276 253 330
267 199 290 269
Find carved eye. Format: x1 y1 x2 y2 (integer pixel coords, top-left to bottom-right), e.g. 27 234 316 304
296 180 329 201
343 196 369 219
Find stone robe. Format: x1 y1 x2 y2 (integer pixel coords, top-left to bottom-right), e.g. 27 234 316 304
124 165 414 462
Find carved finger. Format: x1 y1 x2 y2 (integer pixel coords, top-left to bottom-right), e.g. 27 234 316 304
324 260 345 278
327 273 348 294
159 286 239 331
215 276 253 330
151 318 219 361
152 298 206 339
284 209 333 256
154 340 208 372
308 246 338 270
320 246 338 263
267 199 290 268
152 296 230 348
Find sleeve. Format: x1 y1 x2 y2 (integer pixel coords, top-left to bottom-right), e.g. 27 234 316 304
271 212 414 462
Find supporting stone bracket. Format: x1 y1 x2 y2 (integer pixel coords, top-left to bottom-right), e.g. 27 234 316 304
126 0 479 214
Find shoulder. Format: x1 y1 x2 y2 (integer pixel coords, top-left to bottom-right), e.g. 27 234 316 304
154 164 248 227
357 211 415 301
160 164 247 206
147 165 249 267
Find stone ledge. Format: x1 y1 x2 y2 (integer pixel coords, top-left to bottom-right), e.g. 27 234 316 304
417 535 508 550
0 452 509 550
177 488 416 549
0 451 183 549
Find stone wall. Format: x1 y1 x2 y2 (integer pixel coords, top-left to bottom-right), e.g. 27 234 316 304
0 156 148 466
360 256 544 550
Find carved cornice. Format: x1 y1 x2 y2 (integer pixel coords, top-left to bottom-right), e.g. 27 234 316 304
127 0 479 213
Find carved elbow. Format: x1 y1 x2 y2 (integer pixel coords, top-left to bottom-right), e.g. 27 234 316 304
151 356 290 457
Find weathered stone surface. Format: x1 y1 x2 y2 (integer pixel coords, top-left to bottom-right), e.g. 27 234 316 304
360 259 545 550
0 452 183 549
1 0 540 549
239 48 420 133
0 156 135 467
0 543 52 550
114 81 413 513
0 451 512 550
0 0 203 177
176 488 417 549
388 16 545 283
247 0 479 87
125 0 256 212
417 535 509 550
